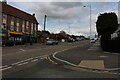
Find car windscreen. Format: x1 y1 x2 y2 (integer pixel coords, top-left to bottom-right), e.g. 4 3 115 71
47 39 54 41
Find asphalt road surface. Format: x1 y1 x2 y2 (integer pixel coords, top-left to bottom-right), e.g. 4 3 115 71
1 40 119 79
3 59 119 78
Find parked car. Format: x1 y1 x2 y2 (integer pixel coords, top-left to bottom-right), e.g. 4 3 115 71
90 39 96 43
2 38 15 47
46 39 58 45
14 37 25 45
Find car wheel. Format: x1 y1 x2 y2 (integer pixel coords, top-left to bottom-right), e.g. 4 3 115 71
13 43 15 46
3 44 5 47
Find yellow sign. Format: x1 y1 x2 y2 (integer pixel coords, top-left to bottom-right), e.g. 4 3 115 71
8 30 23 35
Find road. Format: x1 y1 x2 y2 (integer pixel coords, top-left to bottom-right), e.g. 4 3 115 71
1 40 119 79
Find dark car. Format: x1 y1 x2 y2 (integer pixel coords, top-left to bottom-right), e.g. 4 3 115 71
46 39 58 45
90 39 96 43
2 37 15 47
14 37 25 45
2 40 15 47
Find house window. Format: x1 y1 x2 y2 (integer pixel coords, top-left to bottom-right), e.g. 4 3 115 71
2 13 7 29
10 16 14 31
16 18 19 32
22 20 25 32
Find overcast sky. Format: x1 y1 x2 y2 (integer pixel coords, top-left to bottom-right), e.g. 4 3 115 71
1 0 119 37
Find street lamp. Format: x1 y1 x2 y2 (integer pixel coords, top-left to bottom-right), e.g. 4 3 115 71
68 24 71 35
83 4 92 41
44 15 47 32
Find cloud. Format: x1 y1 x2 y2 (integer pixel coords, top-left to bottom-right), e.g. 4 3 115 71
51 2 82 9
31 2 85 20
38 25 42 30
7 1 118 37
55 19 66 24
5 0 119 2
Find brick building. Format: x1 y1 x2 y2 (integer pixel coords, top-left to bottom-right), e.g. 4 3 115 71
0 1 39 45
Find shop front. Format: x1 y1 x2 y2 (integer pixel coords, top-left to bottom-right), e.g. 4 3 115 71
0 30 15 46
8 30 24 45
31 34 38 43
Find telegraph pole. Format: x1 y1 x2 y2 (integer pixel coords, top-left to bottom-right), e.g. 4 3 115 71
69 24 70 35
44 15 47 32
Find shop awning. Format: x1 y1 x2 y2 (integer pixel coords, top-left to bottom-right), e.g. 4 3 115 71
2 30 8 33
0 30 10 37
0 32 10 37
8 30 23 35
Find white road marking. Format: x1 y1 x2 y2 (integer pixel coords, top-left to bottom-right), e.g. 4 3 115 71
104 52 120 55
18 62 28 66
104 52 110 53
88 47 99 50
11 55 49 66
88 49 98 50
11 60 25 65
35 56 39 58
99 56 108 58
24 58 33 61
40 55 49 58
31 59 39 62
111 53 120 55
41 58 44 59
20 49 25 51
0 66 12 71
0 65 8 69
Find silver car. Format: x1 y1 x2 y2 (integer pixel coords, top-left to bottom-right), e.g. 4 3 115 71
46 39 58 45
90 39 96 43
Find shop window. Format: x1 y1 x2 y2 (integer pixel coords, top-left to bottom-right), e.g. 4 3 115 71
9 37 14 41
19 38 22 41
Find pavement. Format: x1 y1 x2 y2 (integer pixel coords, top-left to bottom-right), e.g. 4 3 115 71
51 40 120 72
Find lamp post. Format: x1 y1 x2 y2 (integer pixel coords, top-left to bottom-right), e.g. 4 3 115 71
69 24 71 35
83 4 92 42
44 15 47 32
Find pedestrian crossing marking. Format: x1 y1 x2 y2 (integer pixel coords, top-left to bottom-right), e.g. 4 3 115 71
79 60 104 69
99 56 108 58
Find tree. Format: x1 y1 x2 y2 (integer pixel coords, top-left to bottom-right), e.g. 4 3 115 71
42 30 50 34
96 12 118 36
60 30 66 34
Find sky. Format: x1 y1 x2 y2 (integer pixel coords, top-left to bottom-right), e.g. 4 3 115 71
1 0 119 38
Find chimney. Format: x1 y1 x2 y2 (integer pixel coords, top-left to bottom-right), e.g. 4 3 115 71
33 13 35 17
2 0 7 4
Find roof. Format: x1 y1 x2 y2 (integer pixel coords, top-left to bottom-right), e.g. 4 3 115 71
1 2 39 24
